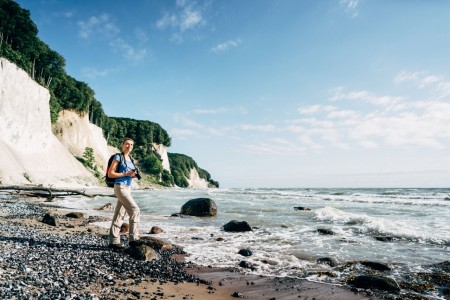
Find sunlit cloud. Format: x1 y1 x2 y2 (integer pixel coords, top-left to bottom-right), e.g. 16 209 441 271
170 128 198 139
339 0 360 18
211 39 242 53
329 87 403 109
77 14 148 61
80 67 114 79
77 14 119 39
156 0 206 40
109 38 147 62
240 124 277 132
193 107 230 114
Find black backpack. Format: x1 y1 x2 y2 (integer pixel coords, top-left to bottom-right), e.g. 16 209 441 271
105 153 138 187
105 153 123 187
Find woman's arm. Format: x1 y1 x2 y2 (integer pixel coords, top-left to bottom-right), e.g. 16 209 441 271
108 160 136 178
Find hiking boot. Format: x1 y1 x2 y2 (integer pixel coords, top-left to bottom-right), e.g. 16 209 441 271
108 243 124 250
129 240 145 247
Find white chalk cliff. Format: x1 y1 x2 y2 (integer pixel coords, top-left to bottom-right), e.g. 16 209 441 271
152 143 170 172
52 110 111 171
0 57 214 189
0 58 97 187
187 168 209 189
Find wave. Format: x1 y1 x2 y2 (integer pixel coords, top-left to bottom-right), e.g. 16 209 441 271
314 206 449 245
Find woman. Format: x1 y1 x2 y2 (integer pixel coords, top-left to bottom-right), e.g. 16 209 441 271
107 137 141 249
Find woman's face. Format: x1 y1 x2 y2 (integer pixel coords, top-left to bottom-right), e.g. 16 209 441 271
122 139 134 152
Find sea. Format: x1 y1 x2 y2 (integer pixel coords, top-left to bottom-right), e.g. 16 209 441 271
55 187 449 298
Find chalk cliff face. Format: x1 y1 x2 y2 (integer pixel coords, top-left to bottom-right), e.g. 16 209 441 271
0 58 97 187
187 168 209 189
152 143 170 172
53 110 111 171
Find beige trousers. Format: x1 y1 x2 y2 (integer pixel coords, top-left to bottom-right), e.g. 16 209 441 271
109 184 140 244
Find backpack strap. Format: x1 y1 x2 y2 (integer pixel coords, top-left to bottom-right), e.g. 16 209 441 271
129 155 137 170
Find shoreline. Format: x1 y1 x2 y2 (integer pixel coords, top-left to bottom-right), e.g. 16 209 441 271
0 194 382 299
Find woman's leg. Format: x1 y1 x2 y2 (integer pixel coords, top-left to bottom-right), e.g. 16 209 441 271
109 185 127 245
115 185 140 242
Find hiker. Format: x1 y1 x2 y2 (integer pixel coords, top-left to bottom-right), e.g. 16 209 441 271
107 138 141 249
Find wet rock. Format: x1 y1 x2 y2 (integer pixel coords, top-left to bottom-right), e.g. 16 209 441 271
348 275 400 293
317 257 338 267
180 198 217 217
232 291 243 298
360 261 392 271
223 220 252 232
97 203 114 210
294 206 311 211
65 212 85 219
317 228 334 235
374 236 394 242
150 226 163 234
125 245 161 261
140 236 174 251
261 259 279 266
41 213 58 226
170 213 182 217
120 223 129 233
239 261 256 270
238 249 253 257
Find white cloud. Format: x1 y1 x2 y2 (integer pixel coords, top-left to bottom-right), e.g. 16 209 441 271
240 124 276 132
193 107 229 114
110 38 147 61
77 14 119 39
330 88 403 109
211 39 242 53
77 14 147 61
80 67 114 79
170 128 198 139
339 0 360 18
156 0 205 38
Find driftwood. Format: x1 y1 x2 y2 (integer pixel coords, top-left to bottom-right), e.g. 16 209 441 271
0 185 114 199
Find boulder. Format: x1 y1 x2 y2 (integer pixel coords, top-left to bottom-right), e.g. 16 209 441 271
239 260 256 270
120 223 129 233
317 228 334 235
65 212 84 219
347 275 400 293
374 236 394 242
360 261 392 271
126 245 161 261
97 203 114 210
149 226 163 234
223 220 252 232
42 213 58 226
294 206 311 211
317 257 338 267
180 198 217 217
140 236 174 251
238 249 253 257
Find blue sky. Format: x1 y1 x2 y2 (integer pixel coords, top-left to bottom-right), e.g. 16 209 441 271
16 0 450 188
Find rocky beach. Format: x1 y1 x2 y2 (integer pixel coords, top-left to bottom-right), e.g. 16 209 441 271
0 193 388 300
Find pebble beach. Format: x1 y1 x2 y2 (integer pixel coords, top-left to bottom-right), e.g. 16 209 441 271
0 193 382 300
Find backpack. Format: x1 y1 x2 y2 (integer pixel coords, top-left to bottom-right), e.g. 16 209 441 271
105 153 123 187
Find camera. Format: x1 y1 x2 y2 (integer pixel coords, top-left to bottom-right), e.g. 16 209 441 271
133 168 142 180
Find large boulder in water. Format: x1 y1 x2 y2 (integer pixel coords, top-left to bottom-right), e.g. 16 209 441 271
180 198 217 217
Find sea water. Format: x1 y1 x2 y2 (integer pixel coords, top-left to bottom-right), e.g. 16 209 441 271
55 188 449 288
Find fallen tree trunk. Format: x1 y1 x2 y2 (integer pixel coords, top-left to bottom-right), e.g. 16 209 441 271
0 185 114 199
